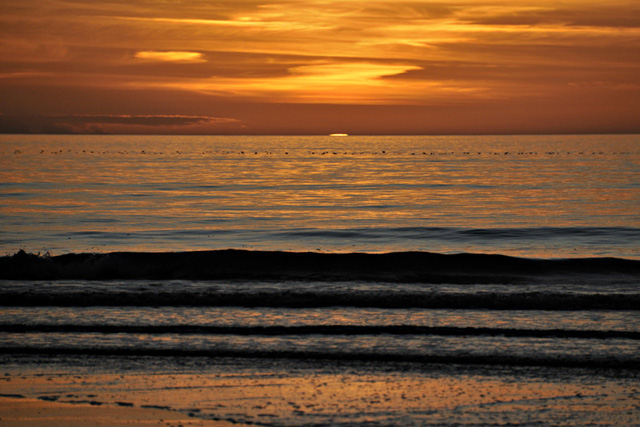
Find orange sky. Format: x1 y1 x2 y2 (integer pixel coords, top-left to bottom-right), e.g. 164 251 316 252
1 0 639 134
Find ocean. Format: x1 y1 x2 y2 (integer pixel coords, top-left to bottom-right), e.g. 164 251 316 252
1 134 639 426
1 134 639 258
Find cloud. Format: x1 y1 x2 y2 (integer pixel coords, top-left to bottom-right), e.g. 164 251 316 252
150 61 454 104
1 0 639 133
118 15 333 32
461 4 640 28
64 114 237 125
0 114 242 134
135 51 205 63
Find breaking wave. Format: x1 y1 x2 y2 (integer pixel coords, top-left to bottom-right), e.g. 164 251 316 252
2 249 639 282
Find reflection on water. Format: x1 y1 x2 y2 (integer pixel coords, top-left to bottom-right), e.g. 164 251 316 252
1 134 638 257
2 355 639 426
1 306 638 332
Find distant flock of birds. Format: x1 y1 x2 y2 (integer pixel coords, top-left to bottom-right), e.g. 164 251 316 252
10 149 631 156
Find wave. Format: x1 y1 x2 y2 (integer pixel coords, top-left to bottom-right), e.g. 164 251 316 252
2 249 639 282
1 346 637 370
1 324 637 339
1 289 638 310
276 226 640 242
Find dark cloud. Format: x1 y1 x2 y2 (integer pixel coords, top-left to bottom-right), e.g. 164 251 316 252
360 3 456 20
466 6 640 28
0 114 240 134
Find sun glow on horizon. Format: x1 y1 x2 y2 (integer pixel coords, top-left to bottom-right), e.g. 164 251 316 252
0 0 638 134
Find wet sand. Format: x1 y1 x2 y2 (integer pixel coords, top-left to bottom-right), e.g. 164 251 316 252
1 356 639 426
0 397 236 426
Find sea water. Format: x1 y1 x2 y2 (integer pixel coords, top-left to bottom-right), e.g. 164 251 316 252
1 134 638 258
1 134 639 426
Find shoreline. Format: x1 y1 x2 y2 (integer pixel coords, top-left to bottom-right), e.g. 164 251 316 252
0 397 239 426
2 355 639 426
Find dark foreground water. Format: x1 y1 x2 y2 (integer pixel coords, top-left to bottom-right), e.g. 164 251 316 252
1 134 639 425
1 250 639 425
1 250 639 368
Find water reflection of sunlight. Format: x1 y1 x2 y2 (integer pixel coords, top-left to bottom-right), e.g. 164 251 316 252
2 135 638 257
3 306 637 332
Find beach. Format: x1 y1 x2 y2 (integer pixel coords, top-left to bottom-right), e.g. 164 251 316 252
1 134 639 425
0 397 234 426
2 355 639 426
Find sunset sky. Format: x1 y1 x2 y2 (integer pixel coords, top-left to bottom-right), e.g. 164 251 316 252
1 0 639 135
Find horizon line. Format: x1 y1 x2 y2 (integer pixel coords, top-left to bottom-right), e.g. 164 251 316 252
1 132 639 137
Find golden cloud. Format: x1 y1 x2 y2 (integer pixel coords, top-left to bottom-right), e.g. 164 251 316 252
1 0 639 133
139 61 493 104
135 51 205 63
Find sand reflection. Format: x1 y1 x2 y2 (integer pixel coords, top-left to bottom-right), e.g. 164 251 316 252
2 358 638 425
